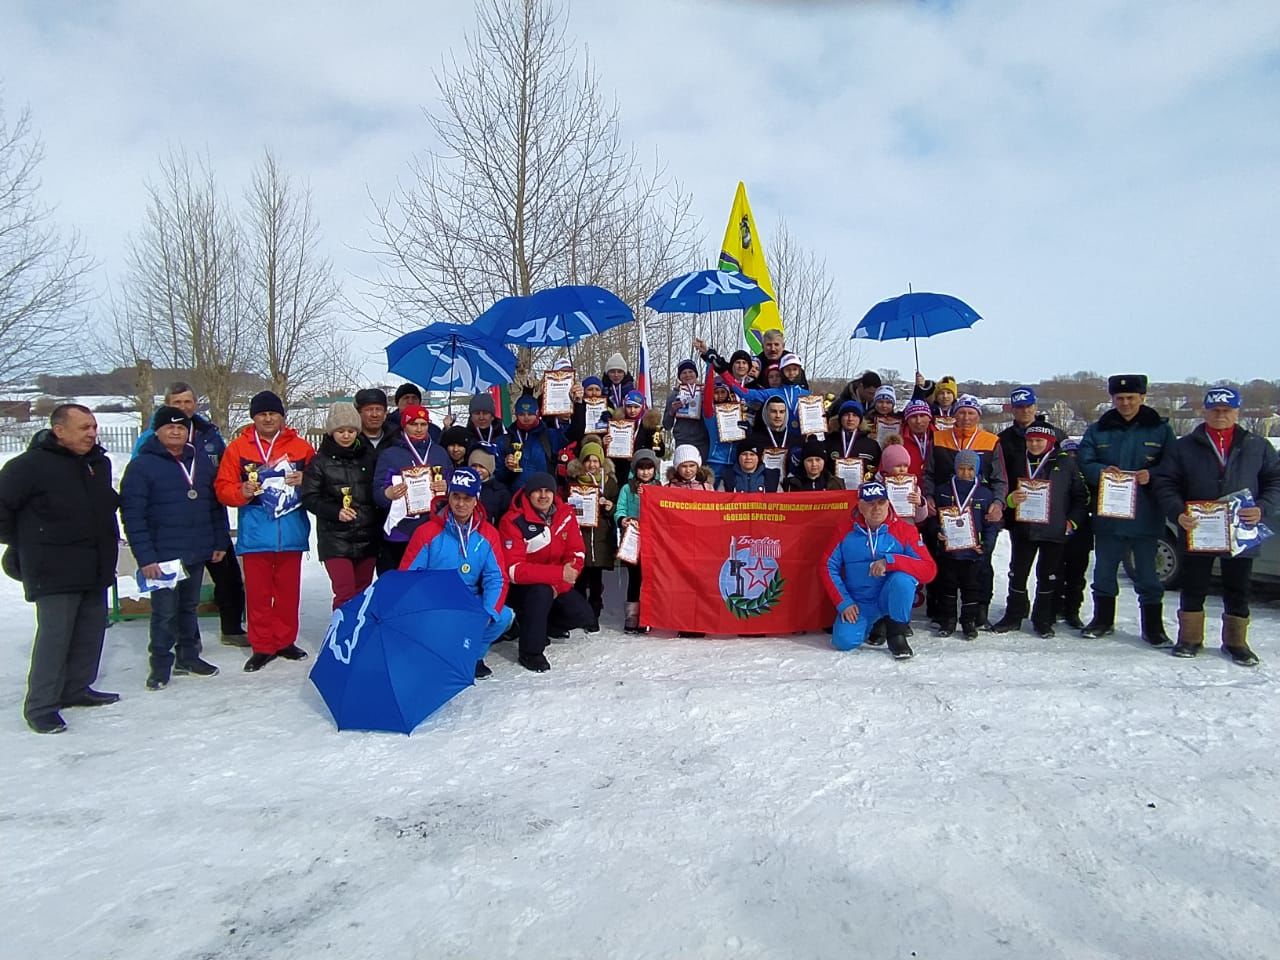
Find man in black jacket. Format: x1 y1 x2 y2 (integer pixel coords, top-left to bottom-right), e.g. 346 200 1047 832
1152 386 1280 665
0 405 121 733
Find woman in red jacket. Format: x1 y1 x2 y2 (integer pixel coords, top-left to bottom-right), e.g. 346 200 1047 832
498 472 595 673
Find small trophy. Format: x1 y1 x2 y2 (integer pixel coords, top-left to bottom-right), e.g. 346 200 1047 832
511 442 524 472
245 463 260 493
652 428 664 455
341 486 353 510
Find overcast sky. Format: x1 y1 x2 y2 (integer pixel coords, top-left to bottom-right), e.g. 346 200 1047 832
5 0 1279 385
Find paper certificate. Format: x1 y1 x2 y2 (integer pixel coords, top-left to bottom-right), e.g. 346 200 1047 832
569 485 600 528
1016 479 1052 525
715 402 746 442
617 523 641 565
606 421 636 459
834 457 863 490
1186 500 1230 553
584 398 609 430
940 506 977 551
675 385 701 420
762 447 788 474
542 370 575 417
873 417 901 445
885 475 917 518
402 466 435 516
797 395 827 436
1097 469 1138 520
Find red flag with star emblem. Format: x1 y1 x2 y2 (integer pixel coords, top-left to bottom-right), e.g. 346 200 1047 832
638 487 856 634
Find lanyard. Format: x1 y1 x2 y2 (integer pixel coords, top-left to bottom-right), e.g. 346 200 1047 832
766 424 788 448
842 430 857 458
1208 432 1230 469
913 432 929 461
1026 453 1049 481
451 516 475 562
609 383 624 407
174 449 196 491
950 477 976 514
863 521 882 558
252 431 278 468
473 423 494 444
954 428 978 451
405 436 432 467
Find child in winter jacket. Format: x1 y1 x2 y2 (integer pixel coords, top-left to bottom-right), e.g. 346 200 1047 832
607 390 663 484
466 447 511 524
566 439 618 626
701 366 741 486
662 359 711 462
932 449 1001 639
990 424 1088 638
719 440 781 493
615 448 660 632
784 437 844 492
666 445 715 490
868 385 903 447
877 441 928 525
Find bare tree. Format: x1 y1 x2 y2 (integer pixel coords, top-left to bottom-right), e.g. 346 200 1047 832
769 216 859 381
366 0 698 387
118 150 249 429
244 149 344 405
0 96 94 385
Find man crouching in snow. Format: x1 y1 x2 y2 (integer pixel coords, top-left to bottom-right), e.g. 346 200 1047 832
823 481 937 659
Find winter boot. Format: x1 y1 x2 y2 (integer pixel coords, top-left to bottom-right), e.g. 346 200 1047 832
519 652 551 673
475 660 493 679
624 602 641 634
960 603 980 641
277 644 309 661
977 602 994 631
1030 590 1057 639
885 621 914 660
1222 614 1259 667
991 589 1029 633
243 652 276 672
1171 610 1204 658
1081 595 1116 638
865 618 888 647
1140 603 1172 647
173 657 219 677
935 616 956 637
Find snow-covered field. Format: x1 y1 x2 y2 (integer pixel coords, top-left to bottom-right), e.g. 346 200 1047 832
2 533 1279 960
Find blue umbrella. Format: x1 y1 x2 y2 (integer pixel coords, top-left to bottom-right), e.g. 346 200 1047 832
852 291 981 369
309 570 489 734
385 322 517 397
646 269 773 315
473 284 634 350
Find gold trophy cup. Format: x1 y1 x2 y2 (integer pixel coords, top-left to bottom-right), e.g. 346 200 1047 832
511 442 524 472
341 486 353 510
246 463 260 493
651 428 664 455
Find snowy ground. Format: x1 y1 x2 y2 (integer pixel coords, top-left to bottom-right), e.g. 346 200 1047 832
2 537 1279 960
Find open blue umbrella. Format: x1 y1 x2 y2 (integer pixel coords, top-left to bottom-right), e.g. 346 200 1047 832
646 269 773 315
473 284 634 350
852 291 981 369
309 570 489 734
386 322 517 397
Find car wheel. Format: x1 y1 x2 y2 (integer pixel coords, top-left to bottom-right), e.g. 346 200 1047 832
1124 532 1181 590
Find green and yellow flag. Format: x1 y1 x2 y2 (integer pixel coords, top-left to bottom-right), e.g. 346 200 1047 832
718 181 782 354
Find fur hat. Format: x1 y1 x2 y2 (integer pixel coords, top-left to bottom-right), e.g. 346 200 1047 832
354 388 388 410
324 402 361 433
1107 374 1148 396
672 444 702 467
441 425 470 448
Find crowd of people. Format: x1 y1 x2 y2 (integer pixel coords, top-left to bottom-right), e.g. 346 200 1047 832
1 332 1277 735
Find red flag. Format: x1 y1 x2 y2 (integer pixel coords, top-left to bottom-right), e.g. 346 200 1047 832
639 487 856 634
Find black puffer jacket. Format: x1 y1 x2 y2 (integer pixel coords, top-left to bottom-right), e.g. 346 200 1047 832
1004 447 1089 543
0 433 120 601
300 436 380 561
1152 424 1280 529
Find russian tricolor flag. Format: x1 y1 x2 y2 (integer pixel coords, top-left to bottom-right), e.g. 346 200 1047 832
636 317 653 409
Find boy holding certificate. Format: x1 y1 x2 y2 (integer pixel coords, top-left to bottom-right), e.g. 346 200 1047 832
1076 374 1176 644
990 424 1088 638
1152 386 1280 665
933 450 1000 639
661 359 711 463
566 440 619 627
700 366 744 487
